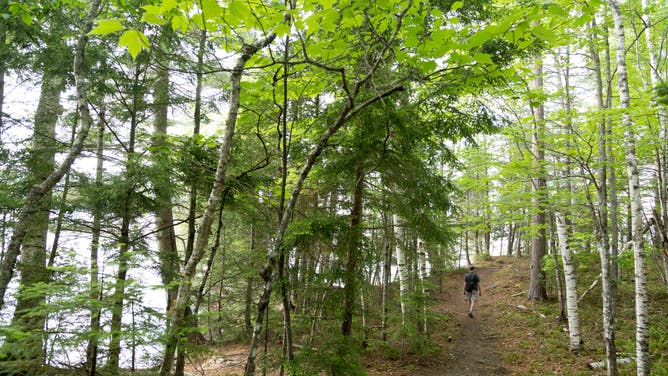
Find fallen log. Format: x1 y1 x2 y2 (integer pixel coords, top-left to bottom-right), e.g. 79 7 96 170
586 357 633 370
578 273 601 303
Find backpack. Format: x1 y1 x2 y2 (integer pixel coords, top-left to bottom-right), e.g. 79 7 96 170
464 272 479 292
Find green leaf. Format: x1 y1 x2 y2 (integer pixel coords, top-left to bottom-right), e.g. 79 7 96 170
473 52 493 65
274 23 291 37
171 14 190 32
321 8 340 33
89 19 124 35
532 25 555 43
118 30 149 59
20 12 32 26
228 1 249 20
161 0 178 12
141 7 167 25
202 0 223 18
468 29 492 48
450 1 464 11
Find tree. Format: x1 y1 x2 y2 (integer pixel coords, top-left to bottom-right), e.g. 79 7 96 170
609 0 650 373
555 212 582 352
161 34 276 376
0 2 101 368
528 56 548 301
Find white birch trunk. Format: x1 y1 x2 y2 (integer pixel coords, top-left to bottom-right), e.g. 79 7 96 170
609 1 650 374
418 241 428 334
555 212 581 352
588 15 619 374
642 0 668 293
393 214 407 328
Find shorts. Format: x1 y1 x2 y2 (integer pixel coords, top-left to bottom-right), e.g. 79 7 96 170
466 289 478 302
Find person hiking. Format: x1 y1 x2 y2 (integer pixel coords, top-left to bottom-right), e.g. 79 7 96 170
464 266 481 318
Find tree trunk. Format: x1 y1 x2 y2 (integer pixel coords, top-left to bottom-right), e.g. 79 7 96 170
3 63 64 362
549 219 565 322
108 60 143 372
393 214 408 329
341 165 365 342
85 105 106 376
555 212 582 352
417 241 428 334
160 35 276 376
381 212 392 341
609 1 650 374
0 12 5 132
245 224 256 334
588 16 618 375
528 56 547 301
0 0 101 311
152 52 180 317
641 0 668 292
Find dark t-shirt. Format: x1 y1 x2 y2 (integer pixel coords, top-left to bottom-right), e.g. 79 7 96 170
464 271 480 292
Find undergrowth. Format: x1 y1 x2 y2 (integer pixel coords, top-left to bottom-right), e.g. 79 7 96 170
494 254 668 375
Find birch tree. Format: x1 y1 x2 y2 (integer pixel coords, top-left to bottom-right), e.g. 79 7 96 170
417 241 428 334
640 0 668 289
587 14 618 374
394 214 408 328
609 0 650 373
555 212 581 352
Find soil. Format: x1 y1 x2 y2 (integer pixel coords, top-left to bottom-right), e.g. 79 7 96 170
419 262 508 376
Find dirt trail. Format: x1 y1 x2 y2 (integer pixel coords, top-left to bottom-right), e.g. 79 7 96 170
430 263 508 375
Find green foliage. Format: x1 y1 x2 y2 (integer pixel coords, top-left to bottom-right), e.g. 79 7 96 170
656 82 668 106
371 339 402 360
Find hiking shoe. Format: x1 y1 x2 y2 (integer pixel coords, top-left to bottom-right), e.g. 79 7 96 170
468 311 474 318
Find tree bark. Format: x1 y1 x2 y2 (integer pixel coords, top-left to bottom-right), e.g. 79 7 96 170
3 63 64 362
152 50 180 317
160 34 276 376
341 165 365 339
589 16 618 375
381 212 392 341
393 214 408 329
555 212 582 352
85 106 106 376
417 241 428 334
641 0 668 292
0 0 101 311
528 56 547 301
609 1 650 374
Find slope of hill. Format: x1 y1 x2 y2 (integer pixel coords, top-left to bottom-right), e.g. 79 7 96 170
185 255 668 375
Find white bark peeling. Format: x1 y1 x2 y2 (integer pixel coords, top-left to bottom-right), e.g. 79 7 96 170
555 212 581 352
393 214 407 328
418 241 428 333
609 1 650 374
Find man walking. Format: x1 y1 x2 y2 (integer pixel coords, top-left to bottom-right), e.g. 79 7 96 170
464 266 481 318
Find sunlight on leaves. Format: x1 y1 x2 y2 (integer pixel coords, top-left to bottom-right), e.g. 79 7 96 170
118 29 150 59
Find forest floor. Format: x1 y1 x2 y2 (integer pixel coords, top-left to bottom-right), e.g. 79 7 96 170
185 255 658 375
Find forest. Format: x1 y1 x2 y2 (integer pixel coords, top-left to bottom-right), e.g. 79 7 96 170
0 0 667 374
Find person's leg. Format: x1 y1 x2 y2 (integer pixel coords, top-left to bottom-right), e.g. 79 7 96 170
468 290 478 317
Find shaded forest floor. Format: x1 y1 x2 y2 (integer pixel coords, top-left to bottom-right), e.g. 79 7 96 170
186 255 668 375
